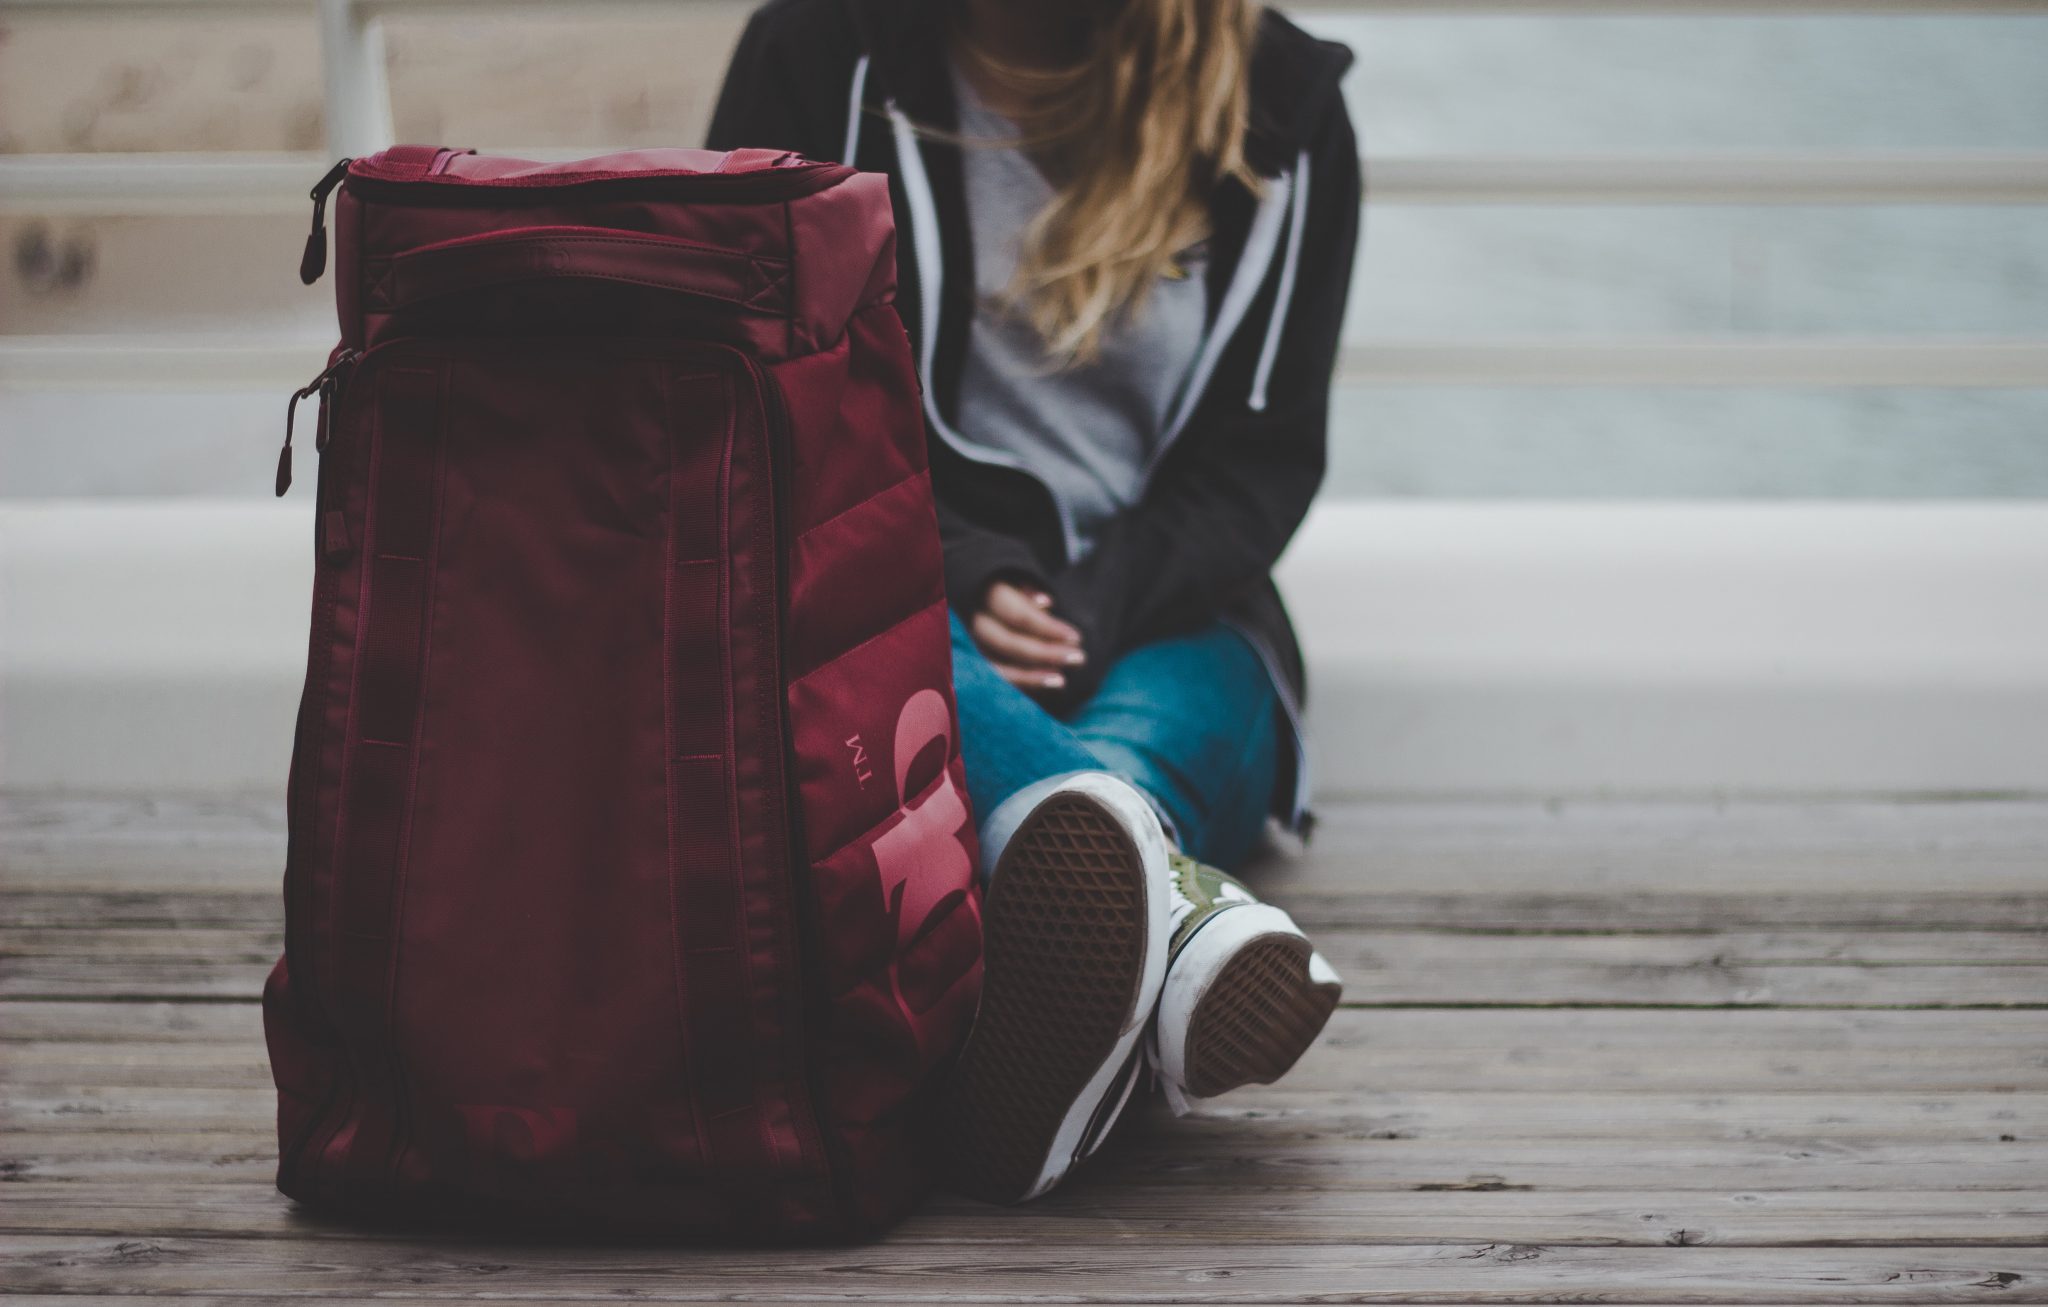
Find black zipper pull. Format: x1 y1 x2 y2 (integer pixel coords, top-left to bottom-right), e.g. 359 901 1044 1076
276 401 300 497
300 157 353 286
277 349 361 496
313 349 359 452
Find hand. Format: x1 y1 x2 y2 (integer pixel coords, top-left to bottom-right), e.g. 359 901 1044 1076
971 581 1085 693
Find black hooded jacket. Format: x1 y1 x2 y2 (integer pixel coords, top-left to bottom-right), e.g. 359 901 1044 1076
707 0 1360 829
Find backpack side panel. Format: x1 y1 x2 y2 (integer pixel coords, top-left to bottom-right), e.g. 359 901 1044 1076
774 177 985 1233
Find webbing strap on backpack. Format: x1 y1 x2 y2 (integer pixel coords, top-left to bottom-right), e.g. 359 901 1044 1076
376 145 450 178
330 360 446 1189
664 369 769 1177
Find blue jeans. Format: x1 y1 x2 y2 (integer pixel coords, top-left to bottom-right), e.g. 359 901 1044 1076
948 610 1278 872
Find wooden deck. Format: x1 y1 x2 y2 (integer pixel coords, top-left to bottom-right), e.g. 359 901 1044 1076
4 796 2046 1302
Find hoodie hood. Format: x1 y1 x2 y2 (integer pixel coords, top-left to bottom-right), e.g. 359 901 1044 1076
843 0 1353 178
1242 9 1356 174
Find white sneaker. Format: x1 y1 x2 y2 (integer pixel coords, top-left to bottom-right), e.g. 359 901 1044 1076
938 772 1170 1203
1151 852 1342 1114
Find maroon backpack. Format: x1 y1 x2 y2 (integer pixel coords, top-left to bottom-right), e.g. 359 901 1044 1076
261 145 983 1241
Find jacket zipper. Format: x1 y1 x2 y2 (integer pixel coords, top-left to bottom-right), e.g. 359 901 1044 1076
881 100 1299 564
881 101 1082 564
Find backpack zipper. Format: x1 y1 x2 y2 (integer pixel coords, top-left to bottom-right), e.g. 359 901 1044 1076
275 348 362 498
302 156 845 286
341 162 851 210
301 157 354 286
277 340 380 1199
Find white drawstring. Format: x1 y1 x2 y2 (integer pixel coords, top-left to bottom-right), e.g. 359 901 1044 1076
1149 169 1292 470
1247 148 1311 413
883 102 949 451
840 54 870 166
885 97 1087 563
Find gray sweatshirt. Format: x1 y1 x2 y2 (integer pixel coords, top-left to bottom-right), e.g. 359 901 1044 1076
950 65 1208 559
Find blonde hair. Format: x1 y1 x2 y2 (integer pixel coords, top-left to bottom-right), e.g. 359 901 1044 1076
950 0 1261 362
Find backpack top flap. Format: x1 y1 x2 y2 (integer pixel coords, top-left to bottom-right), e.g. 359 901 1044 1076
322 146 897 362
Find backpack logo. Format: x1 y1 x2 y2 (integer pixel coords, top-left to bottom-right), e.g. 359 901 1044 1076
844 733 873 788
868 688 973 949
864 692 983 1048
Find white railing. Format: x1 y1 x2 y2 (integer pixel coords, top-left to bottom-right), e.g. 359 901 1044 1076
2 0 2046 390
9 335 2048 390
12 150 2048 215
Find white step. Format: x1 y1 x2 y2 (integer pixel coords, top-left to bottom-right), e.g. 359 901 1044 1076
3 499 2044 795
1280 502 2048 796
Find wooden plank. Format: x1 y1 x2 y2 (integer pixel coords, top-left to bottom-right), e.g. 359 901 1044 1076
8 1086 2038 1144
8 887 2048 933
1292 1010 2048 1094
9 1119 2043 1191
11 797 2048 895
0 1302 1919 1307
0 1000 261 1043
3 1085 283 1131
1 799 2042 1304
1255 800 2048 899
2 926 280 959
2 1233 2044 1301
0 795 285 891
0 961 266 1000
9 1009 2047 1091
1197 1089 2048 1142
2 1181 2044 1248
12 926 2047 963
8 1114 2039 1179
9 927 2045 1006
1317 932 2048 1008
0 1041 273 1088
0 891 278 931
0 1303 2012 1307
1378 932 2048 964
11 1110 2043 1167
1282 893 2048 933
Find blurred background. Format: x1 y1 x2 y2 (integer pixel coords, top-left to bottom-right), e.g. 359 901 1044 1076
3 0 2046 799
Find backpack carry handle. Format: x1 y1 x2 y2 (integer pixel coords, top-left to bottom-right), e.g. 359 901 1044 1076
360 227 791 316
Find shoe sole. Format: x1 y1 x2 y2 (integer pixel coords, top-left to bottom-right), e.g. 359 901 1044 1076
939 786 1163 1204
1182 929 1340 1099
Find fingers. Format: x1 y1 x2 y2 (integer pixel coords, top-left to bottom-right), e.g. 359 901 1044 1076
986 582 1083 647
972 581 1085 692
971 610 1086 673
990 657 1066 693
